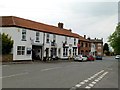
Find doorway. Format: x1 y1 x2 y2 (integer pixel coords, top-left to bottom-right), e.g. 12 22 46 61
32 45 42 60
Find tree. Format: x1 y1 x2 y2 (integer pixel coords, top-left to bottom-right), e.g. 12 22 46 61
103 43 109 52
108 22 120 54
103 43 110 56
1 33 13 54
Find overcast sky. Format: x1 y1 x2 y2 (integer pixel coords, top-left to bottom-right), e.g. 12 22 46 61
0 0 119 43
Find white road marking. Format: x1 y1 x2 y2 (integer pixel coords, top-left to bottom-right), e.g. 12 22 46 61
85 86 91 89
84 80 89 82
89 84 94 87
1 72 29 79
79 82 85 85
41 67 62 71
70 70 108 90
92 81 96 84
75 84 81 87
2 65 9 67
88 70 104 81
88 78 92 80
85 71 109 88
95 79 99 82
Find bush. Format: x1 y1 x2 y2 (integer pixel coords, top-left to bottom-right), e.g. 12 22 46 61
1 33 13 55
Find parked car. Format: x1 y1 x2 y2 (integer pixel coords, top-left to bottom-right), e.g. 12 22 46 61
96 56 102 60
74 55 88 62
87 55 95 61
115 55 120 59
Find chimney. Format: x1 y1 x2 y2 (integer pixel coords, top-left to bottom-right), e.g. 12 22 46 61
84 35 86 39
58 22 64 29
87 37 91 40
69 29 72 32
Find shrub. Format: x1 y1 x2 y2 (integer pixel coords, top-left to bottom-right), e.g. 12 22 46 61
1 33 13 55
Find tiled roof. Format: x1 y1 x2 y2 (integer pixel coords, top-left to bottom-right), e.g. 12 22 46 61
0 16 88 41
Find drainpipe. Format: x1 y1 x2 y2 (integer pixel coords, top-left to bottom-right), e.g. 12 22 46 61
42 33 45 61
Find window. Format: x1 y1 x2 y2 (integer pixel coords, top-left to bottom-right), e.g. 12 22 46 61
98 52 101 55
36 32 40 42
89 43 91 47
22 29 26 41
98 43 102 46
63 48 68 57
73 48 77 56
85 43 88 47
98 46 101 49
74 38 76 45
81 42 83 47
17 46 25 55
53 34 56 42
46 33 49 43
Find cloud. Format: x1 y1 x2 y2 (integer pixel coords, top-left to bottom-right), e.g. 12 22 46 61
0 0 118 43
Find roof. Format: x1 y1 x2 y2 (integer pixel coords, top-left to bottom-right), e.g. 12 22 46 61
90 39 103 43
0 16 88 41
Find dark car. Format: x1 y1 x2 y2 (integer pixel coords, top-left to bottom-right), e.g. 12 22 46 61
96 56 102 60
87 55 95 61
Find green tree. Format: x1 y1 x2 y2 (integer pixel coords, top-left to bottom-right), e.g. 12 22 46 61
108 23 120 54
103 43 109 52
1 33 13 54
103 43 110 56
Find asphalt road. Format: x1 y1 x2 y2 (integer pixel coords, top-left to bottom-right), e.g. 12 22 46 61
1 56 119 89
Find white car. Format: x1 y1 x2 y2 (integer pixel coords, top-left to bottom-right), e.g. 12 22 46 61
74 55 88 62
115 55 120 59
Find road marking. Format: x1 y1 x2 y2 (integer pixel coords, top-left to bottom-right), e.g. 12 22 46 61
0 72 29 79
70 70 108 90
41 67 62 71
85 86 91 89
89 84 94 87
92 81 96 84
75 84 81 87
84 80 89 82
2 65 9 67
79 82 85 85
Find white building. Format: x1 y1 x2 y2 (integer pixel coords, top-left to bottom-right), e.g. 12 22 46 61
1 16 79 61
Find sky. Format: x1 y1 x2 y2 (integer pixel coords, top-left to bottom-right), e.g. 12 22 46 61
0 0 119 43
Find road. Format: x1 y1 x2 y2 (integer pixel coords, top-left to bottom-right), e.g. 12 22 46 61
1 56 119 89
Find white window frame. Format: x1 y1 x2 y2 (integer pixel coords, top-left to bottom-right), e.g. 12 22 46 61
63 48 68 57
74 38 76 45
73 48 77 56
22 29 26 41
46 33 50 43
17 46 25 55
36 31 40 42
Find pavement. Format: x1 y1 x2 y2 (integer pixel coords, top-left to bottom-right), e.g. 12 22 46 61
1 56 119 89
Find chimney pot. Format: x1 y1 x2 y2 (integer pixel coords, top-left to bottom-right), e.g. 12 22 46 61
58 22 64 29
84 35 86 39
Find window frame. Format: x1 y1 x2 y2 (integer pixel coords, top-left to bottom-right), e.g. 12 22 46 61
46 33 50 43
74 38 76 45
17 46 25 55
36 31 40 42
21 29 26 41
63 48 68 57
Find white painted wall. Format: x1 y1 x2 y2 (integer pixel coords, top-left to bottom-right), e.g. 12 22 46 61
2 27 44 61
2 27 79 60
